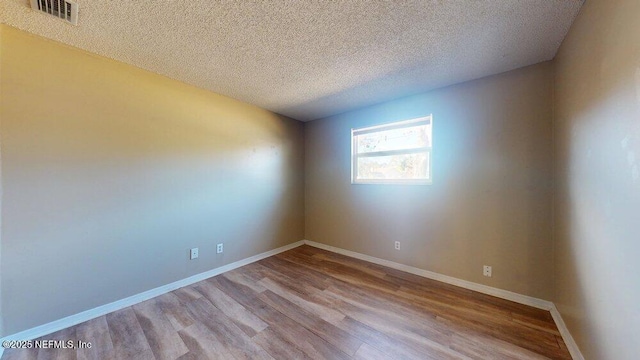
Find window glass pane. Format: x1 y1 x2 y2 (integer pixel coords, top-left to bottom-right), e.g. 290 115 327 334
357 124 430 154
356 152 429 180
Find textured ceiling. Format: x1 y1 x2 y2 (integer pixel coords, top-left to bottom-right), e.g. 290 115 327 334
1 0 583 121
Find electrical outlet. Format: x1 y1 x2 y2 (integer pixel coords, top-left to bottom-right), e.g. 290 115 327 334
216 243 223 254
483 265 492 277
394 241 400 250
190 248 199 260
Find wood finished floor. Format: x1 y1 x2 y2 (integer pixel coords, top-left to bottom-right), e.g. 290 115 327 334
2 245 571 360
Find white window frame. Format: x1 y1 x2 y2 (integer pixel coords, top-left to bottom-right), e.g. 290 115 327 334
351 116 432 185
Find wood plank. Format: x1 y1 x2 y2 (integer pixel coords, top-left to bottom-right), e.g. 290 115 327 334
434 313 563 357
450 333 549 360
133 298 188 360
154 292 195 331
512 312 561 335
2 347 39 360
252 328 312 360
2 348 38 360
172 286 202 304
257 289 363 356
195 279 268 337
556 335 570 357
36 326 77 360
326 295 463 359
257 277 345 325
276 248 403 294
222 269 267 294
177 321 235 360
233 262 273 283
75 317 114 360
184 297 273 360
210 276 351 360
258 256 330 291
105 308 154 360
335 316 432 360
386 267 554 322
353 343 391 360
311 251 388 279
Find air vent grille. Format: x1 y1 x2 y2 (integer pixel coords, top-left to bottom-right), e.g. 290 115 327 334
30 0 79 26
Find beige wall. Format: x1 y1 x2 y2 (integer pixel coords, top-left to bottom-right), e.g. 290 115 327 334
0 25 304 336
553 0 640 358
305 63 554 299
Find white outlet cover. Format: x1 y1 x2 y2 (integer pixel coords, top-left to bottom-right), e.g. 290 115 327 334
394 241 400 250
190 248 199 260
483 265 492 277
216 243 223 254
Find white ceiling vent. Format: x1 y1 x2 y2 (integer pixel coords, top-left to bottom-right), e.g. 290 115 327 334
30 0 79 26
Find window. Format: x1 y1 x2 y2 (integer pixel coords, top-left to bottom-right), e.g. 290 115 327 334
351 116 432 185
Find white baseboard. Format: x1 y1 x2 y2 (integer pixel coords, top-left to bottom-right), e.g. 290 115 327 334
303 240 552 309
1 239 583 360
302 240 583 360
550 304 585 360
0 240 305 346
